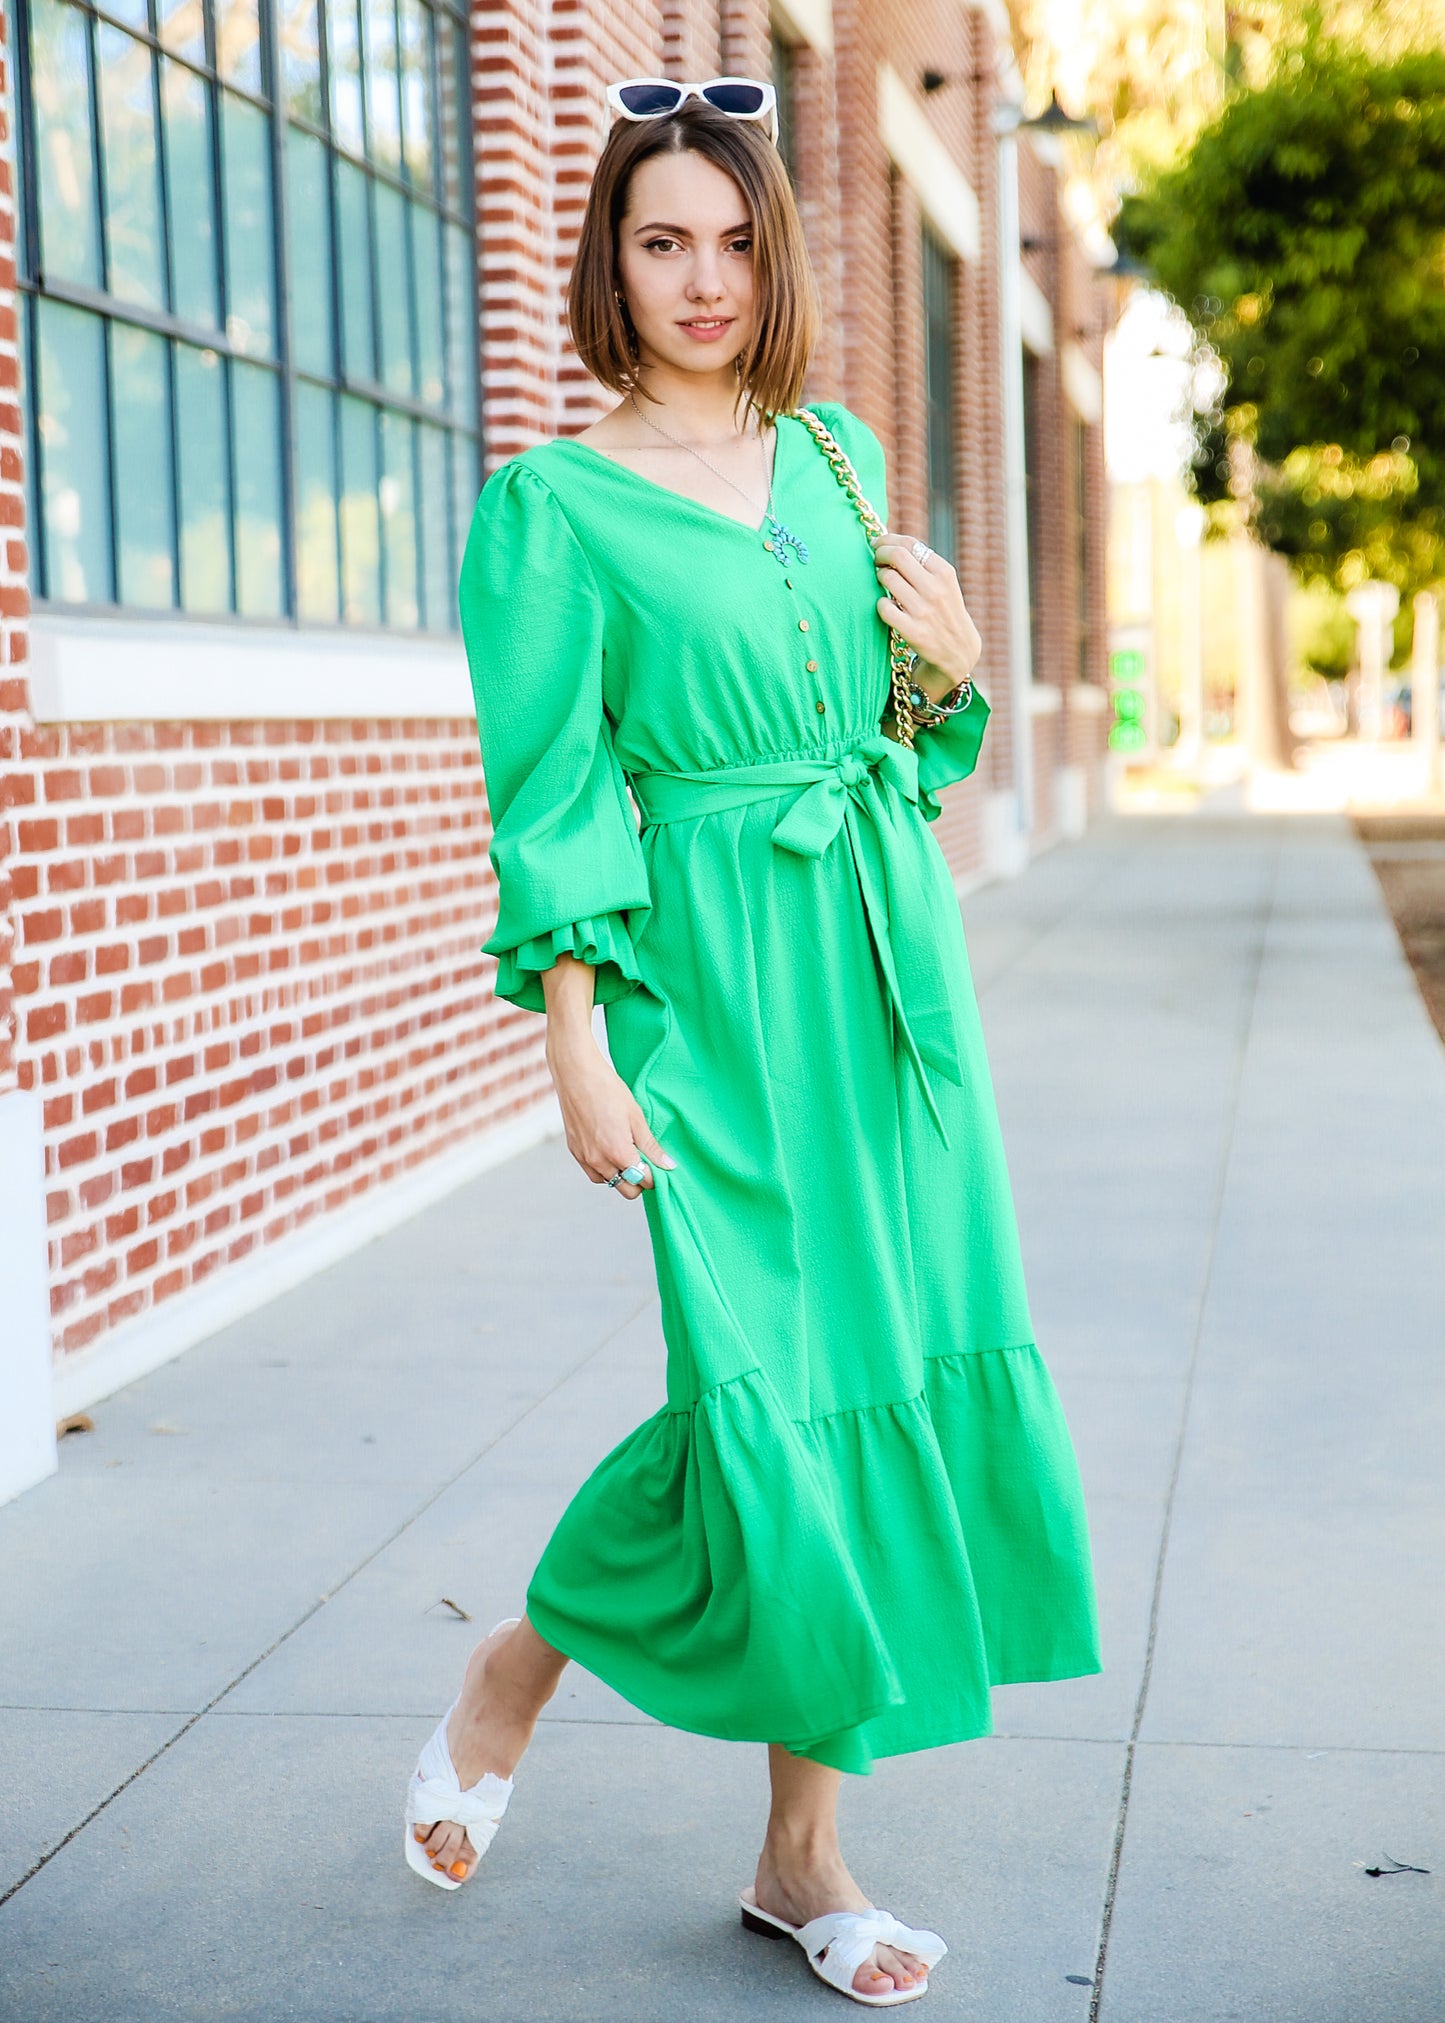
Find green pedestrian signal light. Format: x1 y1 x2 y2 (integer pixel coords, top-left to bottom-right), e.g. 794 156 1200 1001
1109 659 1147 751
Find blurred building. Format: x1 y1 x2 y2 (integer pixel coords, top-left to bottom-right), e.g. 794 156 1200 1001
0 0 1113 1497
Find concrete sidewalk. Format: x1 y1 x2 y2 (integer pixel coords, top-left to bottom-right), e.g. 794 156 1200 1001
2 809 1442 2022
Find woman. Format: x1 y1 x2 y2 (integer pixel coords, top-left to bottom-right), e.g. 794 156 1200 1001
405 79 1101 2008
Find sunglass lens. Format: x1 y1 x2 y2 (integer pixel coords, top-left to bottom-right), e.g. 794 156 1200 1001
618 83 683 114
702 83 766 114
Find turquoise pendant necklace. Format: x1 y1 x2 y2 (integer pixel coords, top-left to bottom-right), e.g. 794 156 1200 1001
627 392 809 568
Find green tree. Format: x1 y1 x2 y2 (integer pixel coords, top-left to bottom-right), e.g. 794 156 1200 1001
1118 29 1445 597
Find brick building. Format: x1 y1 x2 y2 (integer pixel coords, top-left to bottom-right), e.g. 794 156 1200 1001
0 0 1112 1501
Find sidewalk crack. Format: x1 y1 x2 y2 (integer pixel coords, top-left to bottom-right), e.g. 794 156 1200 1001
1087 834 1281 2023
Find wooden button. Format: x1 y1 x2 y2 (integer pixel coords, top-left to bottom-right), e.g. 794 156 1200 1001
815 700 827 714
806 659 818 672
798 618 810 632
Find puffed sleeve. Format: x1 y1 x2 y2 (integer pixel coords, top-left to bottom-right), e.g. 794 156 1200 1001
458 459 652 1014
819 402 989 825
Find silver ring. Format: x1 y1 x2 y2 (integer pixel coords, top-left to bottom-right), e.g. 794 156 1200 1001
911 539 934 564
607 1161 649 1188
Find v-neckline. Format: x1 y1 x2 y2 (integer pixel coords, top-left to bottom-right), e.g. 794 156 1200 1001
550 413 792 538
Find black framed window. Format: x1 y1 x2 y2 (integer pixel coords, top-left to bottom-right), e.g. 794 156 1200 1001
769 31 795 179
10 0 478 632
921 222 957 564
1022 348 1043 674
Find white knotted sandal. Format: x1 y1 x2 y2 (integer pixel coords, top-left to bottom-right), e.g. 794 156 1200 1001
404 1615 522 1891
740 1888 948 2007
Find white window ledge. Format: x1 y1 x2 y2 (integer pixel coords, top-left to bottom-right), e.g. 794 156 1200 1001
28 614 476 723
1068 681 1109 714
1028 683 1064 715
771 0 833 54
1062 341 1103 423
1019 267 1054 356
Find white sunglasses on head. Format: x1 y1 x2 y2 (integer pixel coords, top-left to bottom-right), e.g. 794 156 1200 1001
606 76 780 149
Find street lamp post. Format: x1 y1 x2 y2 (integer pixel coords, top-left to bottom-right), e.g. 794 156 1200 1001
992 103 1035 849
1345 580 1400 740
1412 591 1441 791
990 93 1098 860
1175 501 1207 765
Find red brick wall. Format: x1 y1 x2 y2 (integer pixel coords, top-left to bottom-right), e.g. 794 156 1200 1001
7 717 517 1357
1 0 1112 1385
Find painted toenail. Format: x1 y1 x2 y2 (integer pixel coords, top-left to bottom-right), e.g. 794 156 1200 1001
450 1861 468 1878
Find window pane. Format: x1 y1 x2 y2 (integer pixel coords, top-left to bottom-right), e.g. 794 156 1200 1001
373 180 413 395
339 395 380 623
18 294 39 585
174 343 233 612
294 381 339 620
157 0 205 65
416 419 448 629
32 0 102 289
221 92 276 357
363 0 401 174
97 25 165 310
444 223 475 424
448 427 475 628
161 59 221 329
325 0 361 153
336 157 376 380
6 0 29 280
111 322 176 607
378 409 417 627
214 0 263 93
437 12 468 218
921 227 957 564
410 202 443 406
36 299 112 603
397 0 433 190
285 125 334 376
771 35 795 178
232 362 284 616
278 0 324 126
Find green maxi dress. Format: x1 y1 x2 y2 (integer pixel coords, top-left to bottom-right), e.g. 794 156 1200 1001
458 399 1101 1777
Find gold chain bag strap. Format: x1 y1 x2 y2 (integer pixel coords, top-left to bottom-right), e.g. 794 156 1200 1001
789 405 974 753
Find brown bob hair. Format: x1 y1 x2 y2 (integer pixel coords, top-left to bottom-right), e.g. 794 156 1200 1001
566 100 821 424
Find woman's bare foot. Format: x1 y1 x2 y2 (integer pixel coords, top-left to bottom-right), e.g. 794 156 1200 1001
412 1616 564 1883
751 1839 931 1998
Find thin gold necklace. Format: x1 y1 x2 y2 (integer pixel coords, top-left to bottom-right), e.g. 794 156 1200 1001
625 392 810 567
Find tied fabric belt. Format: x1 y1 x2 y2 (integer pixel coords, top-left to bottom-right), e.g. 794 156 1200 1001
627 731 964 1149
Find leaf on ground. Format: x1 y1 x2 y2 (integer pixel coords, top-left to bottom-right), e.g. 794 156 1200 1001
56 1413 95 1437
427 1597 474 1621
1364 1855 1430 1877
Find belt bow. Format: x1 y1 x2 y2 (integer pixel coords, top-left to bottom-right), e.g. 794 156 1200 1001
628 733 964 1147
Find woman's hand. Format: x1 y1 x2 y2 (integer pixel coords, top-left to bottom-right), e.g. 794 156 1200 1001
546 1025 676 1202
871 532 982 697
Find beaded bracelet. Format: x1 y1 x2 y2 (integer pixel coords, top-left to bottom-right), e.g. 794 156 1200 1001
905 667 975 729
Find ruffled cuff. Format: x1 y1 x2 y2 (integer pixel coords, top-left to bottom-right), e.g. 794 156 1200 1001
913 687 991 823
490 911 644 1015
